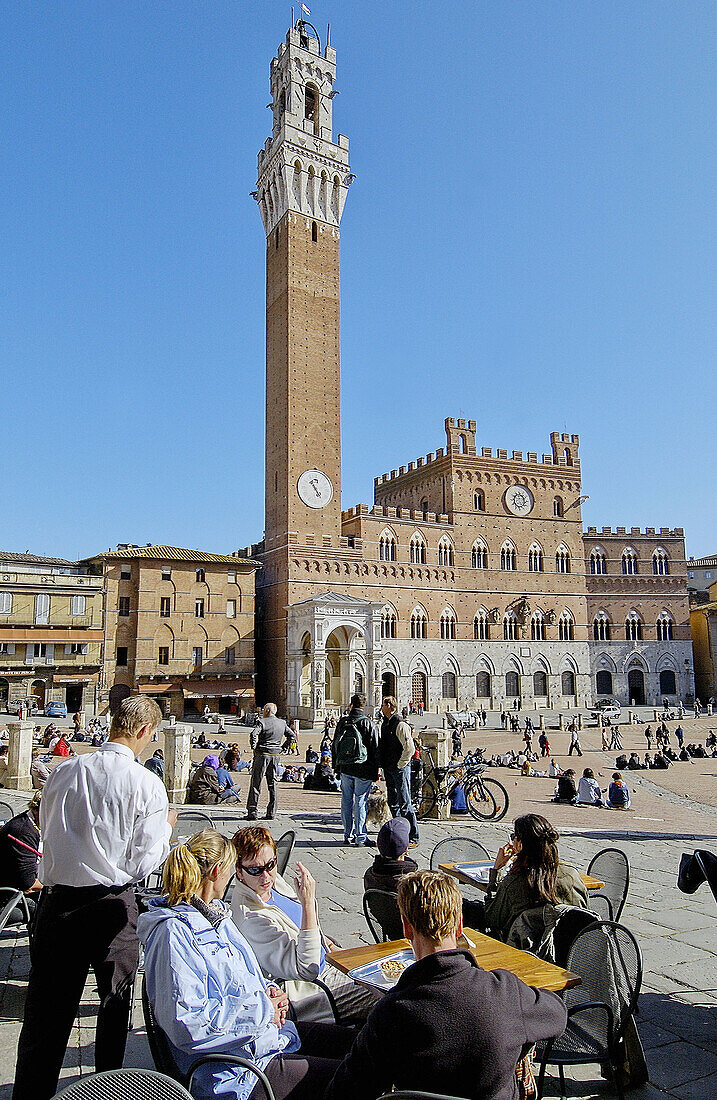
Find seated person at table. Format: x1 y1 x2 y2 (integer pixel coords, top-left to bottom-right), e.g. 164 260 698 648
324 870 567 1100
231 826 377 1024
607 771 632 809
363 818 418 894
139 829 353 1100
0 791 43 919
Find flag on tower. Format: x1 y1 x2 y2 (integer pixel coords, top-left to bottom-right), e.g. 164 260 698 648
301 4 311 14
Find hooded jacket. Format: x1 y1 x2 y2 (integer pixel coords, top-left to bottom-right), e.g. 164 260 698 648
137 897 299 1100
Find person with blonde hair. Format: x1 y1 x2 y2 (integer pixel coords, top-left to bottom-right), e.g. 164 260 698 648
139 829 352 1100
325 869 567 1100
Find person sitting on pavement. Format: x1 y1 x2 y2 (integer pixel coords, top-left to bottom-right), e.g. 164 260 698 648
0 790 43 920
552 769 578 804
139 829 354 1100
607 771 632 809
144 749 165 780
52 732 74 757
651 752 671 769
363 818 418 895
230 825 378 1024
30 746 51 790
186 754 223 805
548 757 562 778
324 869 567 1100
303 752 340 792
627 752 642 770
305 745 319 764
576 767 604 807
215 759 242 800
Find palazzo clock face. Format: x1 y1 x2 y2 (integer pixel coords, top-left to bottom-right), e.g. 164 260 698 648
297 469 334 509
504 484 534 517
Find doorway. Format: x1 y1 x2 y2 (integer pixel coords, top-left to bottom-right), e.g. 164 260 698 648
65 684 84 712
627 668 645 706
411 671 426 707
382 672 396 698
30 679 46 709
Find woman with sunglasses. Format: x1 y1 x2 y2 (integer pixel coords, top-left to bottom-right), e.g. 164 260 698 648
231 826 377 1023
138 829 353 1100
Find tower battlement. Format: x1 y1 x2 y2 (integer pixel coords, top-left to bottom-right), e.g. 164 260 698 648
584 527 685 539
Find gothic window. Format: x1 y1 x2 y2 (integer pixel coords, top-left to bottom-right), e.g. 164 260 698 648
590 548 607 575
533 671 548 696
475 671 491 698
530 610 545 641
659 669 677 695
593 612 611 641
441 671 457 698
505 671 520 697
558 610 575 641
474 490 485 511
380 605 397 640
440 607 456 640
625 611 643 641
378 530 397 562
304 83 319 134
471 539 488 569
653 548 670 575
438 537 454 567
553 496 564 517
409 533 426 565
311 221 318 242
503 610 518 641
622 548 638 575
528 543 544 572
656 611 674 641
500 541 517 571
410 606 427 639
596 669 613 695
561 670 576 695
555 545 571 574
473 609 490 640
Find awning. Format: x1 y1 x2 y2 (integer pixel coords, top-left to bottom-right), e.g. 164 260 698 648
138 683 181 695
0 629 103 643
182 678 253 697
183 687 254 699
52 675 94 684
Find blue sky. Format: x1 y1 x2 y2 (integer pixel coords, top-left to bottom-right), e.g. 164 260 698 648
3 1 715 560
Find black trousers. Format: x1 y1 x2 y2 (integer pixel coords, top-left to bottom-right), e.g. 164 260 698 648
249 1020 355 1100
13 883 139 1100
247 752 279 817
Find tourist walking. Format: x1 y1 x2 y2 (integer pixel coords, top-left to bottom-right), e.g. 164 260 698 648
568 728 583 756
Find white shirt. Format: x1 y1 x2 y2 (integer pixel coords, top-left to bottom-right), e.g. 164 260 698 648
39 741 171 888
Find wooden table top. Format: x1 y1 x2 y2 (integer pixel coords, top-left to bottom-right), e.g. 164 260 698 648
439 861 605 893
327 929 580 994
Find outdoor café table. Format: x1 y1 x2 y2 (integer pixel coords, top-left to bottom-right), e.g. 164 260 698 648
326 928 580 995
439 861 604 893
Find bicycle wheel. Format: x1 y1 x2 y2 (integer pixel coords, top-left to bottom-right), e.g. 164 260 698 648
416 778 438 820
466 776 510 822
465 777 497 821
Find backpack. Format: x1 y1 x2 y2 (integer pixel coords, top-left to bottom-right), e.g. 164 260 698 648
333 716 368 768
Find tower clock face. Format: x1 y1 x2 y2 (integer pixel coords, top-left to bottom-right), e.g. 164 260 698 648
297 469 334 509
504 484 534 517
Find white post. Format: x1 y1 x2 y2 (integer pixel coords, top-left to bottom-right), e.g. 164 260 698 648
164 723 192 805
6 722 33 791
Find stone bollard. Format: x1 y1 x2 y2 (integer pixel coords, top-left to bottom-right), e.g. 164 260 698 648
169 715 176 726
558 713 565 730
538 714 544 730
164 723 192 805
6 722 33 791
421 726 451 820
577 712 583 730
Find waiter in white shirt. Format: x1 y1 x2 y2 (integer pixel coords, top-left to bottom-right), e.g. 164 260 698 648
13 696 177 1100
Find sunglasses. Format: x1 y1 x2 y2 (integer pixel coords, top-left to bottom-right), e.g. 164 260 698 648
240 856 278 877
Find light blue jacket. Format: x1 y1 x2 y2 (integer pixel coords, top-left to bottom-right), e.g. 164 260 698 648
137 898 300 1100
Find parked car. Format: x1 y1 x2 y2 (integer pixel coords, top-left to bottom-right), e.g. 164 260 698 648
45 700 68 718
7 698 41 716
591 701 621 721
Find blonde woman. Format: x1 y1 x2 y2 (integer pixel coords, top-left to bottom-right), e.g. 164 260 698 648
137 829 353 1100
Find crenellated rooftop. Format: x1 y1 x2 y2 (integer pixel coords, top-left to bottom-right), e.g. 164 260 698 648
583 527 684 539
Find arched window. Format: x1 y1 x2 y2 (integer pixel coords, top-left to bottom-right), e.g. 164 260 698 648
380 605 397 639
656 611 674 641
528 543 544 572
473 491 484 512
558 610 575 641
505 671 520 697
500 541 517 571
625 611 643 641
475 671 491 698
440 607 456 640
659 669 677 695
561 670 576 696
590 548 607 575
471 539 488 569
622 548 638 575
596 669 613 695
593 612 611 641
503 610 518 641
409 533 426 565
653 548 670 576
530 610 545 641
473 609 490 640
311 220 318 242
304 83 319 134
438 537 454 567
553 496 564 517
555 545 571 574
533 670 548 696
441 671 457 699
410 606 427 639
378 530 397 562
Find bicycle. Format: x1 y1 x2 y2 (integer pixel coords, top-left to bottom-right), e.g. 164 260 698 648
413 746 509 822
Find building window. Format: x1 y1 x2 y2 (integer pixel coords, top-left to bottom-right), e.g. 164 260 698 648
160 596 171 618
475 671 491 698
656 612 674 641
596 670 613 695
561 670 576 696
659 669 677 695
34 593 50 624
33 643 47 659
625 612 643 641
162 566 172 580
440 608 456 639
473 609 489 640
158 647 169 666
67 642 88 655
473 491 484 511
192 646 203 669
410 607 427 639
0 593 12 614
590 549 607 575
505 671 520 697
381 606 397 639
653 548 670 576
471 540 488 569
226 599 237 618
420 499 429 517
228 569 237 584
379 531 397 562
438 538 454 567
555 545 571 573
503 610 518 641
311 220 318 242
530 611 545 641
528 543 544 572
533 670 548 696
118 597 130 617
195 568 206 583
225 647 236 665
0 642 15 655
441 671 456 699
195 599 205 618
553 496 564 517
70 594 86 616
622 548 638 575
116 646 128 666
558 610 575 641
409 534 426 565
500 542 516 571
593 612 611 641
305 83 319 133
120 566 131 579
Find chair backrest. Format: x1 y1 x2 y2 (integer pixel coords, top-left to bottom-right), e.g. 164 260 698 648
429 837 491 870
0 800 15 825
276 830 296 877
51 1068 194 1099
564 920 642 1045
172 811 214 844
142 976 184 1081
363 889 403 942
587 847 630 922
0 887 30 933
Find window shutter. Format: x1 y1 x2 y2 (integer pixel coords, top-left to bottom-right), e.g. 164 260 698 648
65 644 72 655
82 643 88 655
46 644 54 663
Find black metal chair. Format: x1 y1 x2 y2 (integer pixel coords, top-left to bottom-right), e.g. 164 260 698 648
587 847 630 922
51 1068 194 1099
142 976 276 1100
678 849 717 905
276 829 297 877
0 886 33 939
0 800 15 824
172 810 214 844
536 920 643 1100
429 837 491 871
363 889 403 943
